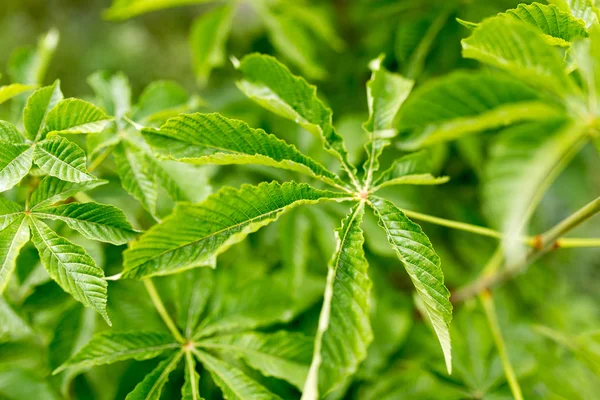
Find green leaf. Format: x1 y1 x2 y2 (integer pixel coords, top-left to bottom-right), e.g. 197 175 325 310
0 216 29 294
49 306 97 394
236 54 356 179
8 29 59 85
133 80 191 123
113 141 159 219
373 151 449 190
42 98 112 137
182 351 203 400
572 24 600 114
88 71 132 124
146 157 190 202
29 176 107 210
122 181 350 279
175 268 213 338
198 331 312 390
196 274 315 338
551 0 600 27
193 349 281 400
0 121 25 143
126 351 184 400
23 80 63 141
33 136 95 182
32 202 138 245
29 217 110 323
54 331 179 373
104 0 213 20
0 296 34 341
303 203 372 399
0 143 34 192
0 197 24 230
363 57 414 184
369 196 452 374
261 7 327 80
500 3 588 46
0 84 37 105
190 5 234 86
461 17 575 96
483 119 588 263
142 113 345 188
396 71 563 150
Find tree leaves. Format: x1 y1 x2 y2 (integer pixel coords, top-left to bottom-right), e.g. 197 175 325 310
198 331 312 390
126 351 183 400
501 3 588 46
54 331 179 373
193 349 280 400
104 0 213 20
23 80 63 141
29 217 110 323
0 144 34 192
0 216 29 293
42 98 112 137
182 352 202 400
113 141 159 219
483 119 588 262
142 112 345 188
29 176 107 210
190 5 234 86
0 83 37 105
396 70 563 150
122 181 350 279
236 54 357 181
32 202 138 245
373 151 449 190
461 17 575 96
33 136 95 182
303 203 372 399
369 196 452 374
363 57 413 184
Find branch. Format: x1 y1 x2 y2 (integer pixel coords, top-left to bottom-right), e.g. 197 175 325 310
452 196 600 303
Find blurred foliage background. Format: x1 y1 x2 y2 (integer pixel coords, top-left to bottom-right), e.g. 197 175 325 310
1 0 599 399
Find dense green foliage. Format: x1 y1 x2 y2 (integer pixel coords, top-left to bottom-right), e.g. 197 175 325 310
1 1 599 399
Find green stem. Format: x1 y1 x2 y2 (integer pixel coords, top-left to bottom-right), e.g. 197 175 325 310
399 208 532 244
144 279 185 343
480 291 524 400
87 145 114 173
557 238 600 248
453 196 600 302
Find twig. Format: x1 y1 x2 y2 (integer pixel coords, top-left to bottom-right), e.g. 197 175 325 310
453 196 600 302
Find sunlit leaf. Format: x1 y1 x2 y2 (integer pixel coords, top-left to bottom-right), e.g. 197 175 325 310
190 5 234 86
32 202 138 245
143 113 345 188
369 196 452 374
123 181 350 279
0 143 34 192
55 331 179 373
23 80 63 141
0 216 29 294
33 136 95 182
199 331 312 390
0 84 37 105
126 351 183 400
396 71 563 149
42 98 112 138
303 203 372 399
236 54 356 178
194 349 281 400
29 217 110 323
29 176 107 210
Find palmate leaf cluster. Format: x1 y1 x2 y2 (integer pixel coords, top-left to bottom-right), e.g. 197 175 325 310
1 1 600 399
